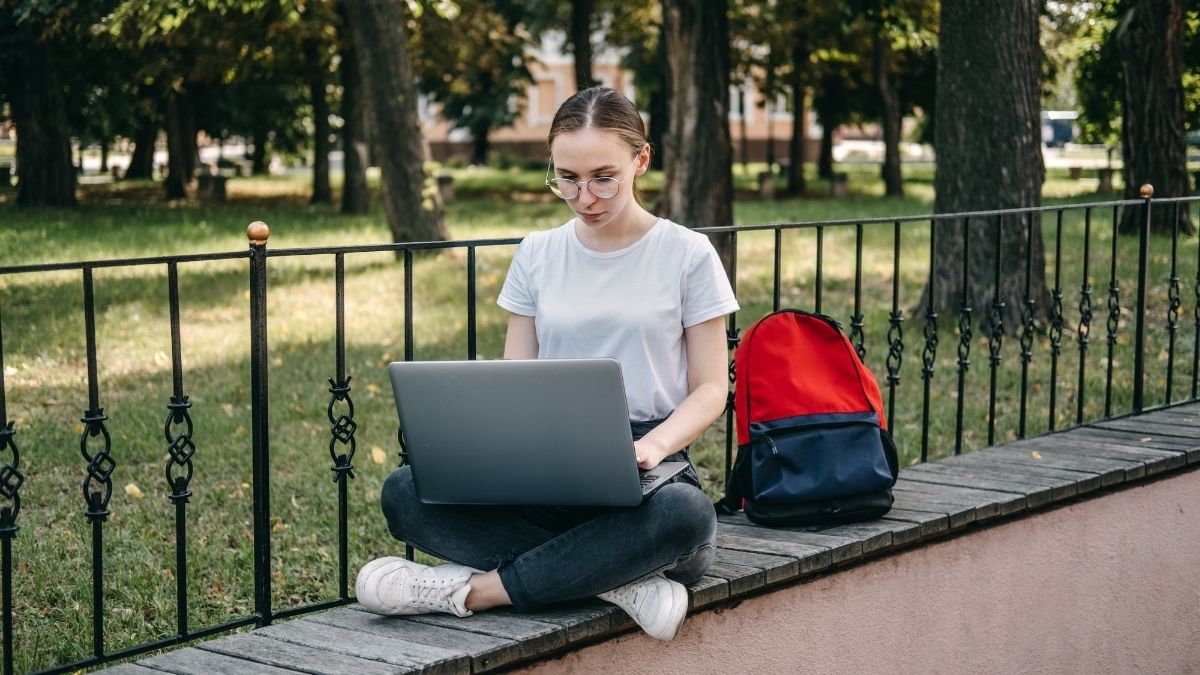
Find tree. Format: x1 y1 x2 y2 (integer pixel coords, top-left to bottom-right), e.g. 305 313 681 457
570 0 597 90
0 5 78 207
784 3 811 196
1115 0 1193 234
660 0 734 263
338 0 369 214
343 0 445 243
925 0 1048 331
411 0 534 166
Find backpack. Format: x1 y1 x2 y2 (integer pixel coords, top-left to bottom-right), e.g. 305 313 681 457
718 309 899 526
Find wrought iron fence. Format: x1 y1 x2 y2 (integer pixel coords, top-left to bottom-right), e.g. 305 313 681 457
0 191 1197 673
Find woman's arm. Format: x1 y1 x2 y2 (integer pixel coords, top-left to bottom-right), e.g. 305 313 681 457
635 315 729 470
503 314 539 360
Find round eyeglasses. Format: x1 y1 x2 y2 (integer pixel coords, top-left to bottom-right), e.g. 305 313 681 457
544 158 637 201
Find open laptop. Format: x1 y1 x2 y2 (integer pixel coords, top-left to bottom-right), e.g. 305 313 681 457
387 358 688 506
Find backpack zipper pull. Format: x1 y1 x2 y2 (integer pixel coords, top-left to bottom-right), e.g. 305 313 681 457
765 435 779 456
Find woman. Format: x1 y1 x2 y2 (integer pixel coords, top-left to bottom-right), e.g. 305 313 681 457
356 86 738 641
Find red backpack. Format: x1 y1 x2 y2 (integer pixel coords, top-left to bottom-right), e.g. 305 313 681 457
718 309 899 526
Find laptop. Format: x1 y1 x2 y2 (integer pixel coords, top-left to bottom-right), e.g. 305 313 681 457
387 358 689 506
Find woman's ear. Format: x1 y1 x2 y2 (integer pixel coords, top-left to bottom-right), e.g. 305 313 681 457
636 143 651 175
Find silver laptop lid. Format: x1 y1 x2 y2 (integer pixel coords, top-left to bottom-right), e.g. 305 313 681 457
388 358 647 506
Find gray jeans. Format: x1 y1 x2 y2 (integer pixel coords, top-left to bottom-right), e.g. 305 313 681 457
378 420 717 611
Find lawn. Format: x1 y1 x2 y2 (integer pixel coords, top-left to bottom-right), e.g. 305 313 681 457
0 165 1197 672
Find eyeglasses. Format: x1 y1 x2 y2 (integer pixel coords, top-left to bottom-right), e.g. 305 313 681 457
544 157 637 200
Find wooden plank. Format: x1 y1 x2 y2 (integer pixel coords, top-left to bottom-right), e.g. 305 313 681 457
941 450 1110 493
988 439 1149 483
706 560 767 596
312 608 521 673
200 633 401 675
893 478 1020 517
714 512 892 553
713 547 800 585
1026 432 1187 472
1149 407 1200 421
879 508 951 538
686 575 730 609
901 465 1063 506
515 603 620 646
993 435 1162 466
139 647 307 674
813 519 913 550
805 521 894 554
910 460 1077 491
400 610 565 663
886 492 979 529
892 484 1003 521
713 530 833 575
717 522 862 564
1088 417 1200 440
1137 410 1200 427
95 665 173 675
1070 426 1200 460
964 447 1126 488
256 619 467 675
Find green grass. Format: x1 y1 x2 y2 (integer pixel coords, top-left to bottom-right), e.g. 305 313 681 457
0 167 1197 672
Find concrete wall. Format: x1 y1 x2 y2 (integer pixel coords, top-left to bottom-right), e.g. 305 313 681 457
518 468 1200 674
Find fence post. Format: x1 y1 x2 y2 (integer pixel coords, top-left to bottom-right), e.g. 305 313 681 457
0 303 21 675
247 221 273 626
1133 185 1152 414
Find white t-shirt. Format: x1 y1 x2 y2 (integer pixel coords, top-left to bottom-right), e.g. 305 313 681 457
497 218 740 421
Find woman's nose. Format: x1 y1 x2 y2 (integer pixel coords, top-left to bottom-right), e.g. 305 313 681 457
576 185 598 207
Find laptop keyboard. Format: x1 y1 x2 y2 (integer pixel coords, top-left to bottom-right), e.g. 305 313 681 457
639 472 659 487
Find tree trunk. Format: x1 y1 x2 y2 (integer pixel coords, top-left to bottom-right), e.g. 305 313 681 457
164 94 188 200
764 62 776 174
307 42 333 204
926 0 1048 333
1115 0 1193 235
874 31 903 197
571 0 596 90
340 2 370 214
343 0 445 244
785 33 808 196
818 120 834 179
648 34 669 172
739 86 749 172
0 32 76 207
660 0 734 267
181 95 198 181
99 138 109 174
471 121 491 166
251 126 269 175
125 119 157 180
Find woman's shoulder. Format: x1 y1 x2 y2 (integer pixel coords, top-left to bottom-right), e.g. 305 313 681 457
518 219 575 252
656 219 720 256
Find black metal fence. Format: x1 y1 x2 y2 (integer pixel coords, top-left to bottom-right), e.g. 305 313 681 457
0 192 1197 673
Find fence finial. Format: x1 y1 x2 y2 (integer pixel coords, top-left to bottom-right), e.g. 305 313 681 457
1140 184 1154 199
247 221 271 246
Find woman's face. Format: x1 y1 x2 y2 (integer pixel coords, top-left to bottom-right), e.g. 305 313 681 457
549 127 649 232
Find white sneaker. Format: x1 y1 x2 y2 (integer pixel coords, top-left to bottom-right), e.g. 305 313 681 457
597 574 689 641
355 556 481 617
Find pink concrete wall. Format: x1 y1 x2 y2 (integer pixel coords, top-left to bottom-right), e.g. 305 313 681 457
518 469 1200 674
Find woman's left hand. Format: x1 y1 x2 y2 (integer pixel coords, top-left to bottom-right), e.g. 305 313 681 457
634 437 670 471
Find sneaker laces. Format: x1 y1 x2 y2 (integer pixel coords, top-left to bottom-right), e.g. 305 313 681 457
387 567 465 611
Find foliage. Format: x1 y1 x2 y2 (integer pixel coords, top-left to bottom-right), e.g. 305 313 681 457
409 0 534 142
1070 0 1200 145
